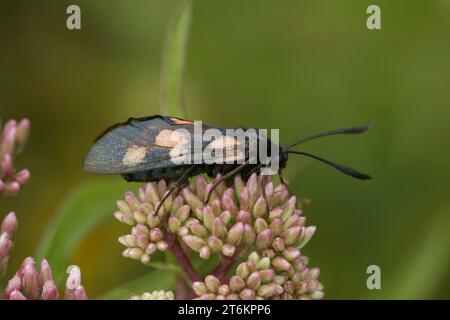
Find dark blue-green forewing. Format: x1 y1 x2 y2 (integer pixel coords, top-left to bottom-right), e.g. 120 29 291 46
83 115 221 174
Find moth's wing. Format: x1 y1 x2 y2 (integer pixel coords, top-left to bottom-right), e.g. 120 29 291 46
84 116 188 174
83 115 247 174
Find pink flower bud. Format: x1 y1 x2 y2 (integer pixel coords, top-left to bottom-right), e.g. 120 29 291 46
221 243 236 257
145 183 160 205
182 187 203 211
4 181 20 197
207 236 223 252
229 275 246 292
193 282 208 295
236 210 252 224
9 290 27 300
246 271 261 290
41 280 59 300
4 274 22 298
253 196 267 218
202 206 214 230
212 217 227 239
205 275 221 293
183 235 206 252
282 226 302 245
22 262 40 300
40 259 54 284
272 256 292 271
240 288 256 300
256 229 273 249
243 224 256 245
221 193 238 214
233 175 245 198
199 246 211 259
149 228 163 242
227 222 244 245
15 169 30 185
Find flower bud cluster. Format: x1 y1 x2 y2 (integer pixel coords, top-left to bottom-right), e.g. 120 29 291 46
193 251 324 300
0 119 30 197
177 174 315 260
3 257 87 300
115 173 323 300
115 180 188 264
130 290 175 300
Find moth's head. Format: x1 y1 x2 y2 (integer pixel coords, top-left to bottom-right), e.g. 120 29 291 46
279 145 289 169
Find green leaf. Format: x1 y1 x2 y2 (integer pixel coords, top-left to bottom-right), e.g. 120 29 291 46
35 178 130 284
99 268 177 300
160 0 192 117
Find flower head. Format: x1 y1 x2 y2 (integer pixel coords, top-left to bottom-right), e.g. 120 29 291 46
193 250 324 300
3 257 88 300
115 172 323 300
0 118 31 197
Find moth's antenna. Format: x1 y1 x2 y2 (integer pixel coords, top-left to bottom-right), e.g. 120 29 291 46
288 150 372 180
287 122 371 149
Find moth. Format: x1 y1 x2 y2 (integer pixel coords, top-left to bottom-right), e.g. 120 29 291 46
83 115 371 212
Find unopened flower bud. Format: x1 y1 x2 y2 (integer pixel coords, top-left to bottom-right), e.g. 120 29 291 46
269 218 283 237
200 246 211 259
227 222 244 245
40 259 54 284
207 236 223 252
253 196 267 218
240 288 256 300
193 282 208 296
260 269 275 283
243 224 256 245
202 206 215 230
168 216 181 233
272 237 285 252
236 210 252 224
281 196 297 222
212 217 227 239
256 257 271 270
41 280 59 300
236 262 250 279
218 284 230 296
205 275 221 293
221 243 236 257
221 193 238 214
9 290 27 300
182 187 203 211
116 200 131 215
256 229 273 249
272 256 292 271
1 212 17 238
283 247 301 261
229 275 246 292
246 271 261 290
183 235 206 252
257 284 277 298
297 226 316 249
282 226 302 245
254 218 268 234
22 260 40 300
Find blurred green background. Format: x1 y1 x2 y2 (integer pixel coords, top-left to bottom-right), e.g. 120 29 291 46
1 0 450 299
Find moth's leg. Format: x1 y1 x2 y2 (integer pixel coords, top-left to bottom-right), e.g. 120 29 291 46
205 162 249 203
278 170 294 195
154 165 195 215
246 163 263 177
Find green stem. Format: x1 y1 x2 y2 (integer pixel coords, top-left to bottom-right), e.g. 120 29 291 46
160 0 192 118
